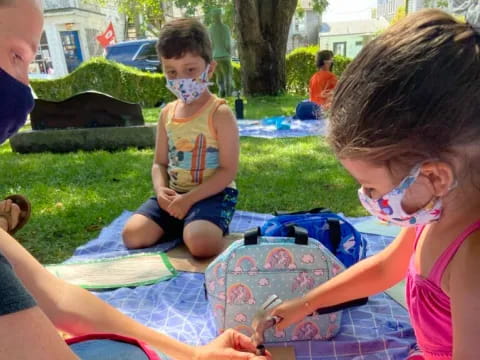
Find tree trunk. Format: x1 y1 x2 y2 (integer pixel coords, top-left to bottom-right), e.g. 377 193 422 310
234 0 297 96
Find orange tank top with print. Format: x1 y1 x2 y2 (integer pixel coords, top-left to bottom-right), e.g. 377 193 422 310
164 95 236 193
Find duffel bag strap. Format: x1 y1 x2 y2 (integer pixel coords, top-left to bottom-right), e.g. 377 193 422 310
273 207 330 216
244 227 261 245
327 219 342 253
286 225 308 245
312 297 369 315
246 226 309 246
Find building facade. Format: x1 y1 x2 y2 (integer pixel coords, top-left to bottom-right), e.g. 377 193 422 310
287 0 322 53
377 0 426 21
31 0 126 78
319 18 389 58
407 0 426 14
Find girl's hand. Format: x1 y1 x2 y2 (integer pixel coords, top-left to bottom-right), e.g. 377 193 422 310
193 329 272 360
271 297 310 331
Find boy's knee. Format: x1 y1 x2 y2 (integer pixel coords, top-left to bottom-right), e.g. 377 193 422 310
184 231 224 258
122 225 160 249
122 226 144 249
122 215 164 249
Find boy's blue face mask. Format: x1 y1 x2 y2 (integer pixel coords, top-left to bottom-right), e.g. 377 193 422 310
0 67 34 143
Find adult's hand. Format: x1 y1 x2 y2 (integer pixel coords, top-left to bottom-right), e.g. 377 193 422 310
193 329 272 360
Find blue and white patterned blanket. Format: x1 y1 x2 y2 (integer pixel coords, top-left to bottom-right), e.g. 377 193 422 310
238 119 326 138
68 211 416 359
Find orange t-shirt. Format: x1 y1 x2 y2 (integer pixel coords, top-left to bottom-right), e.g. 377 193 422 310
309 70 338 106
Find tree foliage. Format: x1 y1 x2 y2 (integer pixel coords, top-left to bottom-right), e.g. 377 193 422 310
424 0 448 8
175 0 328 39
90 0 329 38
311 0 329 14
87 0 167 35
175 0 234 27
390 5 406 25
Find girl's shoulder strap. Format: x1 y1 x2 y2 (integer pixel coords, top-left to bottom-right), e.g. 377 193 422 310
414 225 426 250
429 219 480 286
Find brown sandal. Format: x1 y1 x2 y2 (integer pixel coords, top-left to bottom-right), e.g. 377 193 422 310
0 195 31 235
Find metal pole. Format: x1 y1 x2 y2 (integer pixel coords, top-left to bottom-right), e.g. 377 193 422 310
405 0 410 14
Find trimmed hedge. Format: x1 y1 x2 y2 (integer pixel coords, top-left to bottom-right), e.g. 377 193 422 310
286 45 352 95
31 57 174 108
332 55 351 81
31 57 242 106
31 50 348 105
286 45 318 95
232 61 241 92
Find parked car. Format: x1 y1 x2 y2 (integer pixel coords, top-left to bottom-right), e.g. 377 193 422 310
106 39 161 73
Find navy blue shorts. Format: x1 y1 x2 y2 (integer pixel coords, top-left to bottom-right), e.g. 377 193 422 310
136 188 238 237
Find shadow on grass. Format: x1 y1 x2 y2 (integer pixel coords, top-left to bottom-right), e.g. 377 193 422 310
238 137 363 215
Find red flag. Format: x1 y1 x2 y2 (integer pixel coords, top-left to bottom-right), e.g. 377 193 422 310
96 22 116 48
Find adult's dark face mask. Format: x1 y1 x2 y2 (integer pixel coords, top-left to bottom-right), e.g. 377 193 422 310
0 67 34 143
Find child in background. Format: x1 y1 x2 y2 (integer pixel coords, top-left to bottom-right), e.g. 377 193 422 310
272 8 480 360
309 50 337 109
123 18 239 258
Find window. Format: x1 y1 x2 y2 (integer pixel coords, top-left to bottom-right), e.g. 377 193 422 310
135 43 158 61
333 42 347 57
106 44 140 62
31 32 53 74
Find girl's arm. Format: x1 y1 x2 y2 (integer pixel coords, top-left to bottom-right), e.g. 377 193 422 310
273 226 416 330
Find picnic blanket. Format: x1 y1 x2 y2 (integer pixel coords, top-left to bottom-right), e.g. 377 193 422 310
238 119 327 138
69 210 271 262
66 211 416 359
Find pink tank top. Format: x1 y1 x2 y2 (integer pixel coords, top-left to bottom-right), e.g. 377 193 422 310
406 220 480 360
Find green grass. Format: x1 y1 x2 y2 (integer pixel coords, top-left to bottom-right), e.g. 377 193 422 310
142 94 305 123
0 136 365 264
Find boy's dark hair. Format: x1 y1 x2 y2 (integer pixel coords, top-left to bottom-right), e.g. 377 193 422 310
316 50 334 69
328 9 480 173
157 18 212 64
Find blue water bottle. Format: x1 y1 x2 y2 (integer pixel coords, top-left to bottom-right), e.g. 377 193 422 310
235 91 244 119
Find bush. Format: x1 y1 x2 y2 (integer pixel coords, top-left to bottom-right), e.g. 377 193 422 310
31 52 349 104
232 62 241 92
286 45 319 95
31 57 243 105
286 46 352 96
31 57 174 108
332 55 351 79
210 61 241 93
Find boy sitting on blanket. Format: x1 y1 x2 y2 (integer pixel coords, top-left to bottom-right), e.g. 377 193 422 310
123 18 239 258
